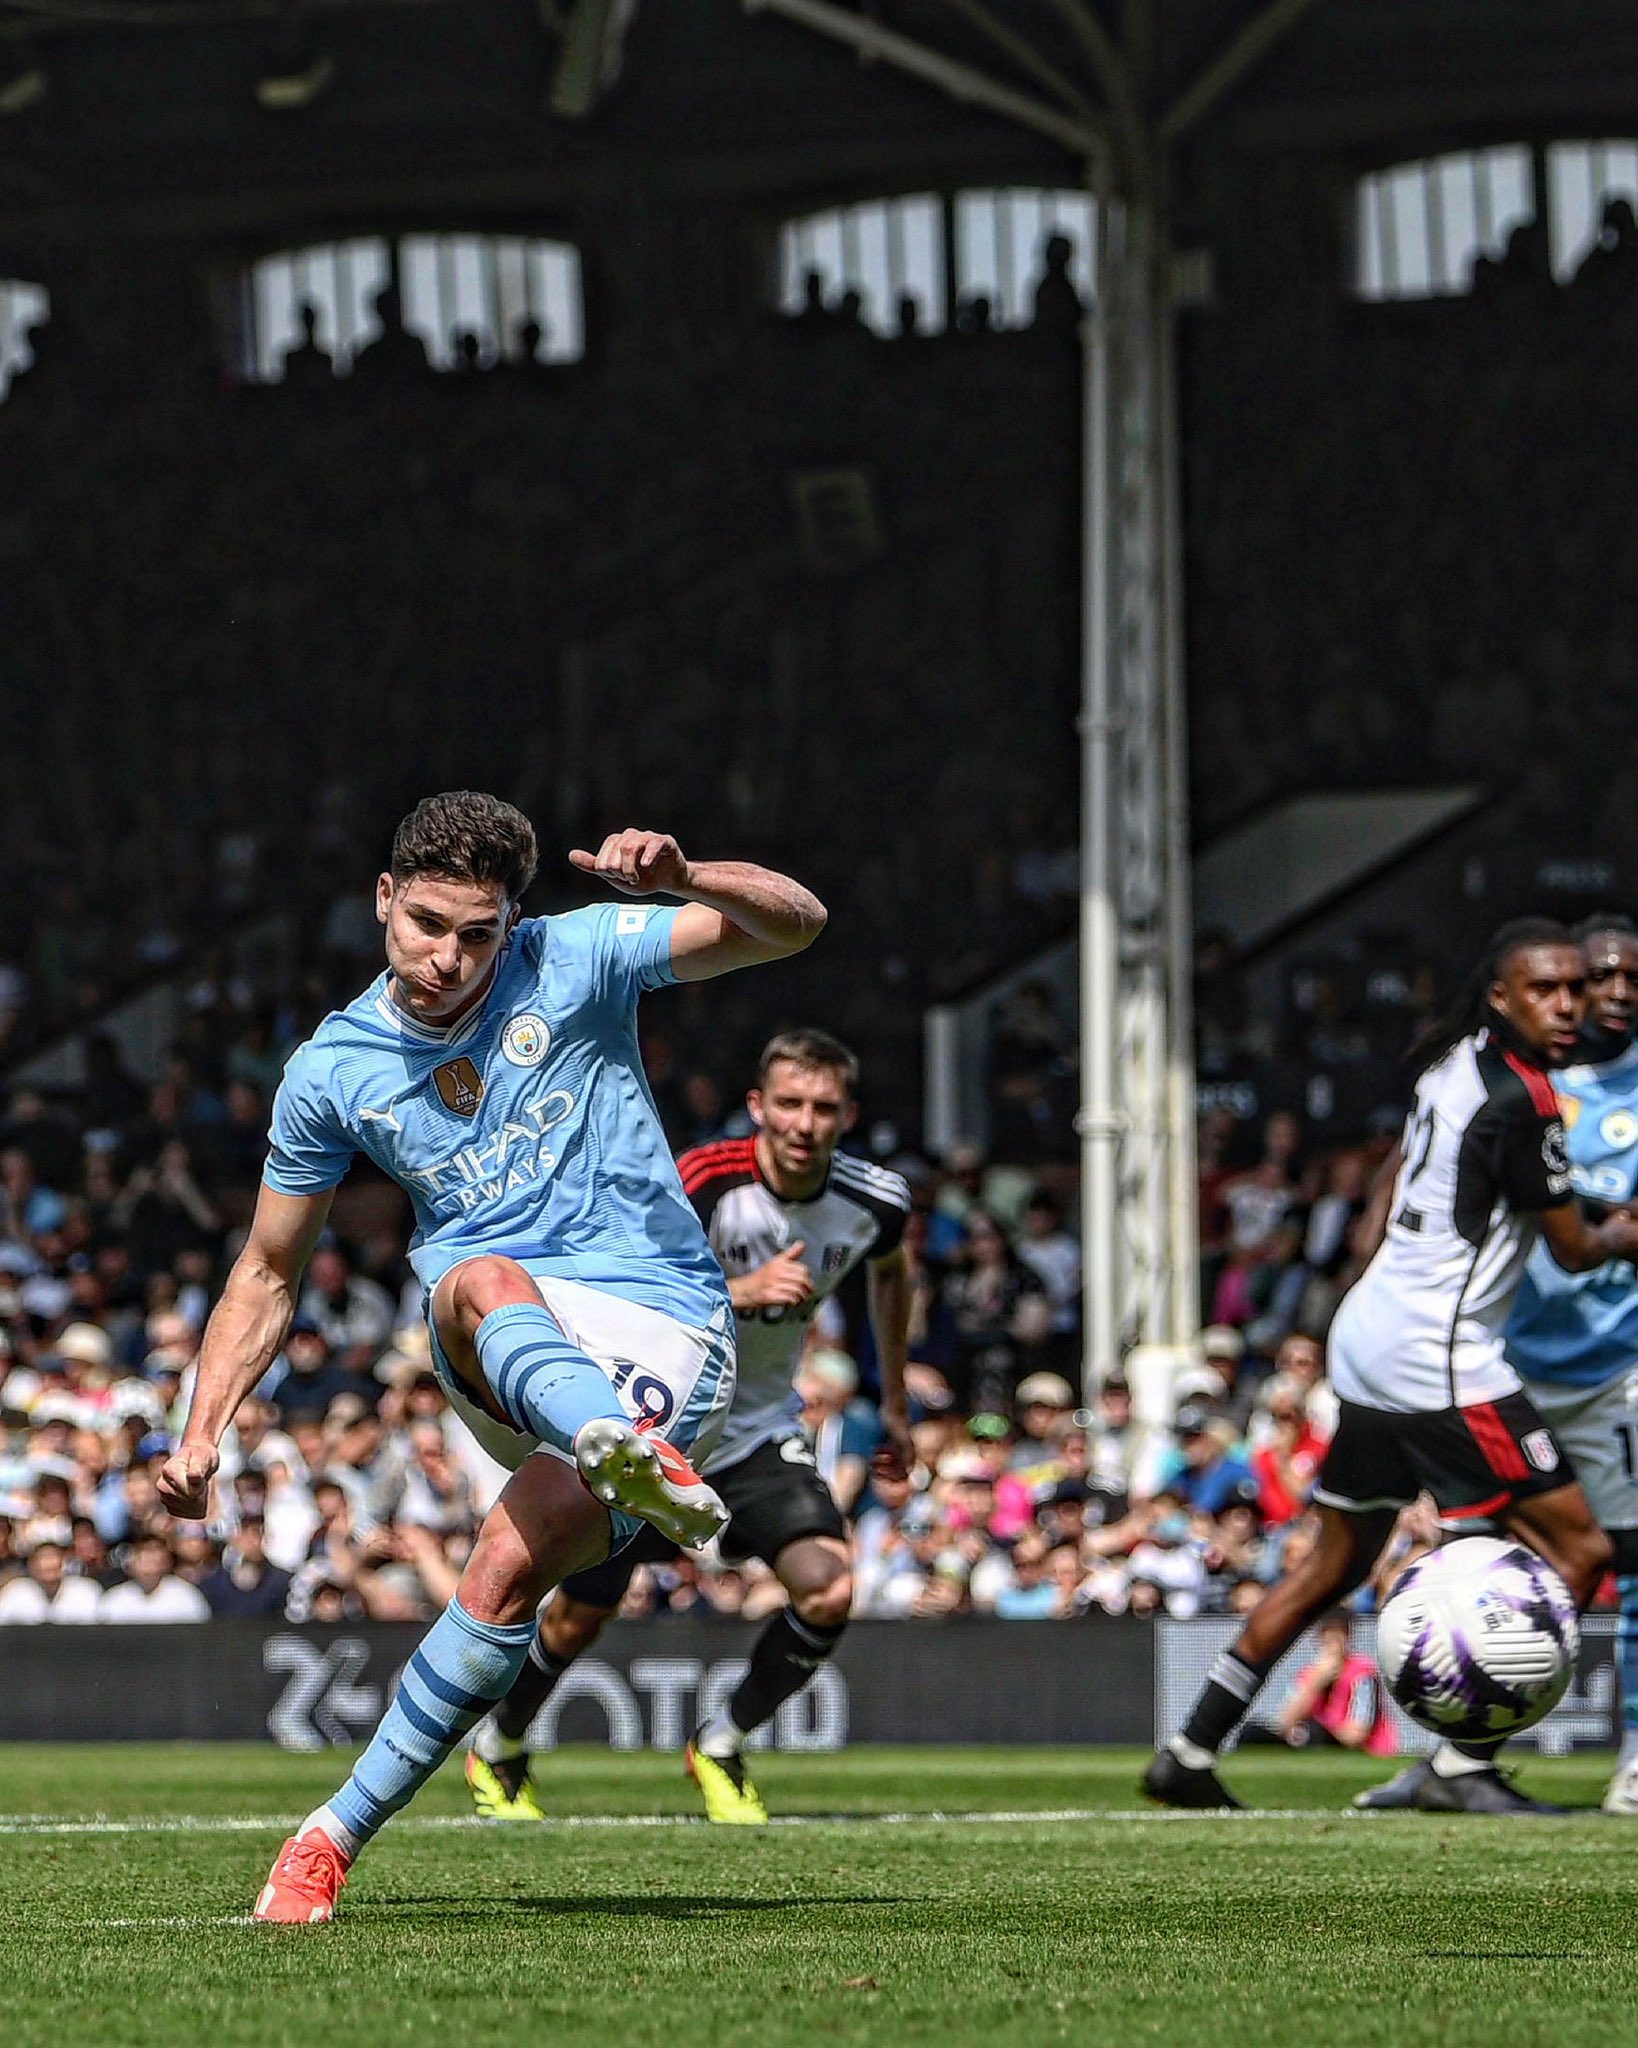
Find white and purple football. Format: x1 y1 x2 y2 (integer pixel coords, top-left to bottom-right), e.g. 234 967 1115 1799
1376 1537 1579 1742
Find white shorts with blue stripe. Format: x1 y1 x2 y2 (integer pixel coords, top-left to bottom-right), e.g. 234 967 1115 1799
428 1269 736 1550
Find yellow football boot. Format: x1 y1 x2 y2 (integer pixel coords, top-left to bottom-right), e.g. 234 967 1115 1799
684 1738 769 1825
465 1747 545 1821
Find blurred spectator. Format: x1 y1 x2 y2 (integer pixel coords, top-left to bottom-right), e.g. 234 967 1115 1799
1155 1405 1257 1517
796 1349 879 1514
1084 1373 1138 1498
1195 1323 1253 1425
199 1512 292 1617
96 1532 210 1622
1012 1190 1081 1374
1247 1372 1326 1526
1220 1113 1301 1254
298 1241 395 1363
260 1315 379 1423
938 1209 1050 1412
994 1530 1068 1617
0 1538 101 1622
1239 1609 1395 1754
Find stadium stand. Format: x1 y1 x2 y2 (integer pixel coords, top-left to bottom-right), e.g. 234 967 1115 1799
5 58 1638 1643
6 184 1636 1637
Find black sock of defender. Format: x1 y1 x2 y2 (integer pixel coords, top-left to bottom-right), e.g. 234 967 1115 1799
1180 1650 1274 1757
493 1636 576 1744
726 1610 846 1736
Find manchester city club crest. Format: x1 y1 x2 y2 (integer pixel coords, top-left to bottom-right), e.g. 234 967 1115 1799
432 1055 485 1119
1601 1107 1638 1151
501 1012 552 1068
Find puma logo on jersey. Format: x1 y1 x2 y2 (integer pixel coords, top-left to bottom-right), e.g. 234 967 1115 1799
359 1106 403 1134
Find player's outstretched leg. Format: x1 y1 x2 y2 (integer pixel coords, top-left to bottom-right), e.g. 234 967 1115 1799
467 1590 619 1819
255 1454 608 1921
1143 1506 1394 1810
687 1537 850 1825
436 1257 728 1548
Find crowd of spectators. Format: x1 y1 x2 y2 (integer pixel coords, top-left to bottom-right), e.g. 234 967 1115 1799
0 991 1438 1646
8 191 1638 1638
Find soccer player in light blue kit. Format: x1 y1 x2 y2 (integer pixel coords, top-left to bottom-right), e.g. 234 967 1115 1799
158 792 826 1920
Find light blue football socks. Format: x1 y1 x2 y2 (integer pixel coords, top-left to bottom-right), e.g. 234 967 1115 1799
473 1300 627 1456
311 1596 539 1856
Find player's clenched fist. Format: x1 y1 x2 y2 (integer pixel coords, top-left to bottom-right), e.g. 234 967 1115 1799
569 829 690 898
157 1440 220 1520
729 1242 814 1312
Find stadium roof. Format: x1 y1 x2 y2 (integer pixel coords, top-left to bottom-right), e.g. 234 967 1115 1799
4 0 1638 248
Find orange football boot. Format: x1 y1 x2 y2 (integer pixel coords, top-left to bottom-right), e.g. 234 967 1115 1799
573 1415 728 1548
253 1827 350 1924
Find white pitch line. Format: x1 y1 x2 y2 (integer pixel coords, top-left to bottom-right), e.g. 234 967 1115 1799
0 1806 1391 1838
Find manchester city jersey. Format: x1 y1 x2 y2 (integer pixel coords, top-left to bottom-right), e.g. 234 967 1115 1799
1507 1041 1638 1388
264 903 729 1326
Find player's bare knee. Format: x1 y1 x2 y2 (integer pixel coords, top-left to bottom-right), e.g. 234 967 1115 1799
444 1255 538 1331
793 1571 852 1632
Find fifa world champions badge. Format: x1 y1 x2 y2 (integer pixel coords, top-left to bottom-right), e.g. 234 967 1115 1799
432 1056 485 1118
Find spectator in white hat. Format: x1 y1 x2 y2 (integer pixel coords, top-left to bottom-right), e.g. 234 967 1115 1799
1197 1322 1259 1430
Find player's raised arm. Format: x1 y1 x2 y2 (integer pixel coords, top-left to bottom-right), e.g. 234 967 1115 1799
157 1184 335 1517
568 828 825 981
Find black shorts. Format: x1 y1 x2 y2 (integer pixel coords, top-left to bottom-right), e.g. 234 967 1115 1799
1312 1391 1572 1521
558 1433 848 1611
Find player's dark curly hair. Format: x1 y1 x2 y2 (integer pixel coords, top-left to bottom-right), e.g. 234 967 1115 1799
1410 915 1574 1072
390 790 538 901
755 1027 860 1094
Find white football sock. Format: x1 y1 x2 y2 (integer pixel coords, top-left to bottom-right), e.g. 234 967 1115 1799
695 1709 746 1760
300 1802 362 1862
1429 1742 1491 1779
471 1717 525 1765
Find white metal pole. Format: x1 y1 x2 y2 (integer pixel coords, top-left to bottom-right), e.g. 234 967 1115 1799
1154 231 1200 1347
1079 155 1120 1403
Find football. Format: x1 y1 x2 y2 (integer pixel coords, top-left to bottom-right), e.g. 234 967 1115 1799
1375 1536 1579 1742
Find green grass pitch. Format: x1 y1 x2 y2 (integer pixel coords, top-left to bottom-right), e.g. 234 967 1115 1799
5 1744 1638 2048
